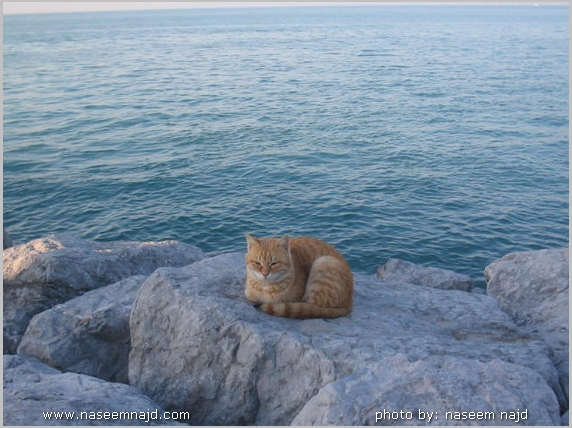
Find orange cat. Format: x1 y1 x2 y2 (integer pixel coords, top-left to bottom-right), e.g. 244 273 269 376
244 234 353 319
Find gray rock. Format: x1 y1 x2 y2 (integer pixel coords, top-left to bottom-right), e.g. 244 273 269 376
17 275 147 383
377 258 473 292
129 253 563 425
3 233 205 290
3 233 204 353
4 228 14 249
562 411 569 426
485 248 569 405
3 354 180 426
293 356 559 426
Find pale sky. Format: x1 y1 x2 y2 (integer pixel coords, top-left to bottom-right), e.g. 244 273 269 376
2 2 394 15
3 2 563 15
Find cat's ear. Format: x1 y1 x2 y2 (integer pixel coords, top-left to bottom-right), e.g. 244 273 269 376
277 235 290 251
245 233 259 250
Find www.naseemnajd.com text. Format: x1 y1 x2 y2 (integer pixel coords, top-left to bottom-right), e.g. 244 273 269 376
43 409 189 423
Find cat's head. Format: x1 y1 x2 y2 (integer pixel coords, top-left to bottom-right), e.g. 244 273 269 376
245 234 291 281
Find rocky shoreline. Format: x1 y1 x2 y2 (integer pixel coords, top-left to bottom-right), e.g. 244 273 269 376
3 231 569 425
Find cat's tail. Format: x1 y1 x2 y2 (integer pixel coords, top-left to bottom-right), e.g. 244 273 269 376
258 302 350 319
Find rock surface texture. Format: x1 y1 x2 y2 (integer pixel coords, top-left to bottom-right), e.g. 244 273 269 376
377 258 473 292
4 234 567 426
486 248 569 410
129 253 564 426
3 354 176 426
17 275 147 383
3 234 204 353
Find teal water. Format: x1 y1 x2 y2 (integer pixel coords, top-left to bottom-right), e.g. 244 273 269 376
3 5 569 287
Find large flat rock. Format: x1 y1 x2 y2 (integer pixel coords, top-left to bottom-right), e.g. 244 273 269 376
3 233 204 353
129 252 563 425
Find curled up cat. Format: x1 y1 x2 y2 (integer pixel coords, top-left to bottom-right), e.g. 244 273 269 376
244 234 354 319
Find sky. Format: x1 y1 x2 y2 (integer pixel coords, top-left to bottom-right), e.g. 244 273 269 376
3 2 564 15
1 2 397 15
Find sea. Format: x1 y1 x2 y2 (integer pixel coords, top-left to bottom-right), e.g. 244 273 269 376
3 5 569 288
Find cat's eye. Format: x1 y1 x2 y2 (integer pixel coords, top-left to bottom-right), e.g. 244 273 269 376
270 261 278 267
252 261 262 267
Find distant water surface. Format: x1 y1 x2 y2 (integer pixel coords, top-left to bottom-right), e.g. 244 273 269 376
3 5 569 287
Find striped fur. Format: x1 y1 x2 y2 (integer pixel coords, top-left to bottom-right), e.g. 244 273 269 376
245 234 353 319
259 302 351 319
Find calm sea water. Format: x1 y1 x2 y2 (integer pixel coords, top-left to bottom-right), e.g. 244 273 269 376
3 6 569 287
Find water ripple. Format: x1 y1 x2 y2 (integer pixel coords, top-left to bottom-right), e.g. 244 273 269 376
3 6 569 289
